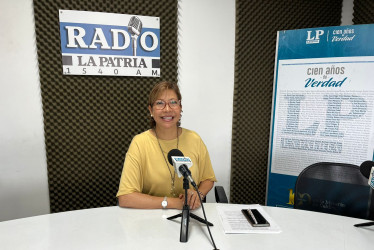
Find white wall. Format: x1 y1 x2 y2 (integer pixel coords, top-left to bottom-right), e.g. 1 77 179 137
0 0 355 221
342 0 354 26
177 0 235 202
0 0 50 221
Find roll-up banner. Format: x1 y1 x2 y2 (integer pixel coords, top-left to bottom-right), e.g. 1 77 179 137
267 24 374 207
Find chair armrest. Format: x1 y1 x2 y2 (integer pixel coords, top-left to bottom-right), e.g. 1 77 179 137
215 186 228 203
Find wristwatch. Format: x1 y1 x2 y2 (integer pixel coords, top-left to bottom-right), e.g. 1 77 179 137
162 196 168 209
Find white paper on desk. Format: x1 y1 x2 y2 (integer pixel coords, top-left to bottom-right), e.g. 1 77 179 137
216 204 282 234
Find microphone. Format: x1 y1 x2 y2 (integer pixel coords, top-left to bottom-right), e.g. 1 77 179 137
166 150 217 247
359 161 374 189
128 16 143 56
167 149 197 188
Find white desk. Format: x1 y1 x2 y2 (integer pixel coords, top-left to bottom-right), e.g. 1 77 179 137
0 203 372 250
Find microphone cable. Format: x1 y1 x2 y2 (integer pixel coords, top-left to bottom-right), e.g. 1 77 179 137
195 188 219 250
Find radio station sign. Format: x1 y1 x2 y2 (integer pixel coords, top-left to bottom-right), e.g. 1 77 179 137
59 10 160 77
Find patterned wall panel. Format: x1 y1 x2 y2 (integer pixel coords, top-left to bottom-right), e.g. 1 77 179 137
232 0 343 204
33 0 178 212
353 0 374 24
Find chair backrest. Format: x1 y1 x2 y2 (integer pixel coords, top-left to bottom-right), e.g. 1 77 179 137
214 186 228 203
294 162 374 220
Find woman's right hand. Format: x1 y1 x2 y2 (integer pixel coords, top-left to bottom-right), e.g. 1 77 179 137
178 190 201 210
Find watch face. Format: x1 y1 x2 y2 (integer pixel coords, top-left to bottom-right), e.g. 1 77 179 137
162 200 167 207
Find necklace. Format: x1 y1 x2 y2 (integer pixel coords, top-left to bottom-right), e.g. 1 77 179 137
154 127 179 197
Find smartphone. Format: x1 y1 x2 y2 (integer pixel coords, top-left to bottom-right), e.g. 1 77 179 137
241 208 270 227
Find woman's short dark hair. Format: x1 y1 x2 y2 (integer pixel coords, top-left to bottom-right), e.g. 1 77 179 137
148 81 182 128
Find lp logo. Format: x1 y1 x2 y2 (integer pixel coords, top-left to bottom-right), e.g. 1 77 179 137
306 30 324 44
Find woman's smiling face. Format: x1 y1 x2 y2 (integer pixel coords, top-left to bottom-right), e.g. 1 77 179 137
149 89 182 130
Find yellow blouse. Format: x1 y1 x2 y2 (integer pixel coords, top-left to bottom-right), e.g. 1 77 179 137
116 128 217 197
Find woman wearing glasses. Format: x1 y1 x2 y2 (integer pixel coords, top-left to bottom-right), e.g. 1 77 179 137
117 81 216 210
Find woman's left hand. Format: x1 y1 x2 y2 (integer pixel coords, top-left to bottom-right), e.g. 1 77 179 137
179 189 201 210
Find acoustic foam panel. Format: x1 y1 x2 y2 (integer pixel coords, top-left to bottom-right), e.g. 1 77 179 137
353 0 374 24
33 0 178 212
231 0 343 204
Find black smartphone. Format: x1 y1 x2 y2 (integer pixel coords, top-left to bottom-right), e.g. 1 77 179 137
241 209 270 227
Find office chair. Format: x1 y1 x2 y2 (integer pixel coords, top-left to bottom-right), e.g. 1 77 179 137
294 162 374 220
214 186 228 203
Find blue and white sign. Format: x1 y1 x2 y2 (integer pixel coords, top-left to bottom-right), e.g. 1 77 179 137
171 156 193 178
267 24 374 207
59 10 160 77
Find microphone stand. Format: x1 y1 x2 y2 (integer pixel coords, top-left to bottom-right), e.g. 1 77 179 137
354 221 374 227
167 176 213 242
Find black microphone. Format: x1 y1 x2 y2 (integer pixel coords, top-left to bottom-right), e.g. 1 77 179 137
167 148 183 163
128 16 142 56
359 161 374 178
167 149 197 188
166 150 218 248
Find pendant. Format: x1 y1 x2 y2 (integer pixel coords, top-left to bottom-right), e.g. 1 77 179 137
170 184 177 197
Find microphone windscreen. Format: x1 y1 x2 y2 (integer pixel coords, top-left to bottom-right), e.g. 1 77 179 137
360 161 374 178
167 149 184 165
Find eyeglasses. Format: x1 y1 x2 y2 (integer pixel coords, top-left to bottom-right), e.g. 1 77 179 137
153 99 181 110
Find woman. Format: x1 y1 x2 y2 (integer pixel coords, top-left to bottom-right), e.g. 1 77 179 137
117 81 216 210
